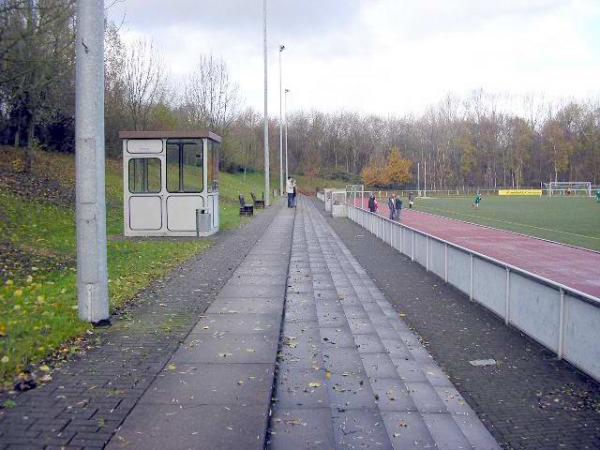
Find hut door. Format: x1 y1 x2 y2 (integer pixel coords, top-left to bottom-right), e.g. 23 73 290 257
127 157 163 231
165 139 205 232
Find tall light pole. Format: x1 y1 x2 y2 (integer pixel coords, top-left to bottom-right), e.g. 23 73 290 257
424 160 427 197
284 88 290 182
263 0 270 206
75 0 109 324
278 44 285 196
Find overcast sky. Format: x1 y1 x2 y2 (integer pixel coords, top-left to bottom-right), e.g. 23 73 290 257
107 0 600 116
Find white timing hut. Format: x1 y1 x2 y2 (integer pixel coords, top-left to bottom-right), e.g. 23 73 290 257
120 130 221 237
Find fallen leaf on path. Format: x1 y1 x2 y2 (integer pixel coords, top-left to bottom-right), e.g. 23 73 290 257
284 418 306 426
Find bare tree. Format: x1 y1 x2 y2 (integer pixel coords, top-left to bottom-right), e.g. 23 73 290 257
122 39 166 130
0 0 75 170
183 54 240 133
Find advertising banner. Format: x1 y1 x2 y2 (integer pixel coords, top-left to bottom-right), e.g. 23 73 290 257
498 189 543 196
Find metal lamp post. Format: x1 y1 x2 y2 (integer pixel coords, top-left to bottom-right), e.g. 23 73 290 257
75 0 109 324
278 44 285 196
284 88 290 182
263 0 270 206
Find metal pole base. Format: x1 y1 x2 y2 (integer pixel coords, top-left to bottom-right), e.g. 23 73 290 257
92 319 112 328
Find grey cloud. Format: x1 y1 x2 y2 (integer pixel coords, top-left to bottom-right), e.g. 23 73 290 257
378 0 570 40
111 0 361 36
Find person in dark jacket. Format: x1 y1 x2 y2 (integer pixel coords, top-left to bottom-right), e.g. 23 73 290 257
387 195 395 220
394 196 403 220
368 193 376 213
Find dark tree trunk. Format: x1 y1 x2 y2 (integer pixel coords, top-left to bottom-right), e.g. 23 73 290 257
25 114 35 173
14 110 22 147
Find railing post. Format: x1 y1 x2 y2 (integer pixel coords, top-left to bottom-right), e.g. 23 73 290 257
505 268 510 325
469 253 474 301
426 236 430 271
401 226 404 254
558 288 565 360
444 243 448 282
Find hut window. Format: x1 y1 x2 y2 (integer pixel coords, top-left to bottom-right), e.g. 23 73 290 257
207 141 220 193
166 139 203 193
128 158 161 193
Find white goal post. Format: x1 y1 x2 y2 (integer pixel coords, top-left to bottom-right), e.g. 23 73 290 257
547 181 592 197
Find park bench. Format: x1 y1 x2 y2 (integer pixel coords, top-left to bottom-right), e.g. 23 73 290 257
239 195 254 216
251 192 265 208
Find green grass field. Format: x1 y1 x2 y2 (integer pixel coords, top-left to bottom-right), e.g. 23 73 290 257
409 195 600 251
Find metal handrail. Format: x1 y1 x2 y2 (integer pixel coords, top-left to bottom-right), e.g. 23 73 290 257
349 204 600 307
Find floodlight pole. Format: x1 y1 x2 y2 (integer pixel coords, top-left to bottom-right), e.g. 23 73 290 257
424 160 427 197
75 0 109 324
417 162 420 197
284 88 290 182
279 44 285 196
263 0 270 206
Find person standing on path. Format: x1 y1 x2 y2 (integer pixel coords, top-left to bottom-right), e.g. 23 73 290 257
368 193 376 213
387 195 395 220
286 177 294 208
408 192 414 209
291 178 297 208
394 195 403 221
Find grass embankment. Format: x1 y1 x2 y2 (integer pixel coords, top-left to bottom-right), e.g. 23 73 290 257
410 195 600 251
0 150 267 387
295 175 346 193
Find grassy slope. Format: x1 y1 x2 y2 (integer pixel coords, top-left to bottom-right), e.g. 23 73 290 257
0 152 266 386
295 175 346 193
409 195 600 251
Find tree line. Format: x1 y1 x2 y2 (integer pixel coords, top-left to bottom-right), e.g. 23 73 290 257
1 2 599 188
287 95 600 189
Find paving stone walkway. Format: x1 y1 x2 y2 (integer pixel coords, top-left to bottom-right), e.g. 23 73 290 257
268 198 499 449
0 202 284 450
318 197 600 450
107 207 295 449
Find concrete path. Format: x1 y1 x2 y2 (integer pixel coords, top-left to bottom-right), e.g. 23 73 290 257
0 199 285 450
268 198 499 449
107 207 295 450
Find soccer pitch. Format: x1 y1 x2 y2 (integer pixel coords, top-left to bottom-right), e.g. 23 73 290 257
410 195 600 252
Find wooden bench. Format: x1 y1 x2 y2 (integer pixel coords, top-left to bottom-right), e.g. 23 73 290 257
251 192 265 209
239 195 254 216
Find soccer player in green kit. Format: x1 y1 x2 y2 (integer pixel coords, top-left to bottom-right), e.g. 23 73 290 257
472 192 482 208
596 189 600 203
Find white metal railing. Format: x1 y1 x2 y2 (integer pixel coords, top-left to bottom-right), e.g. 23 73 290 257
347 204 600 381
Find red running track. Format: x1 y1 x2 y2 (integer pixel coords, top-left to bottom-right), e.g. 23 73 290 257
354 199 600 299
